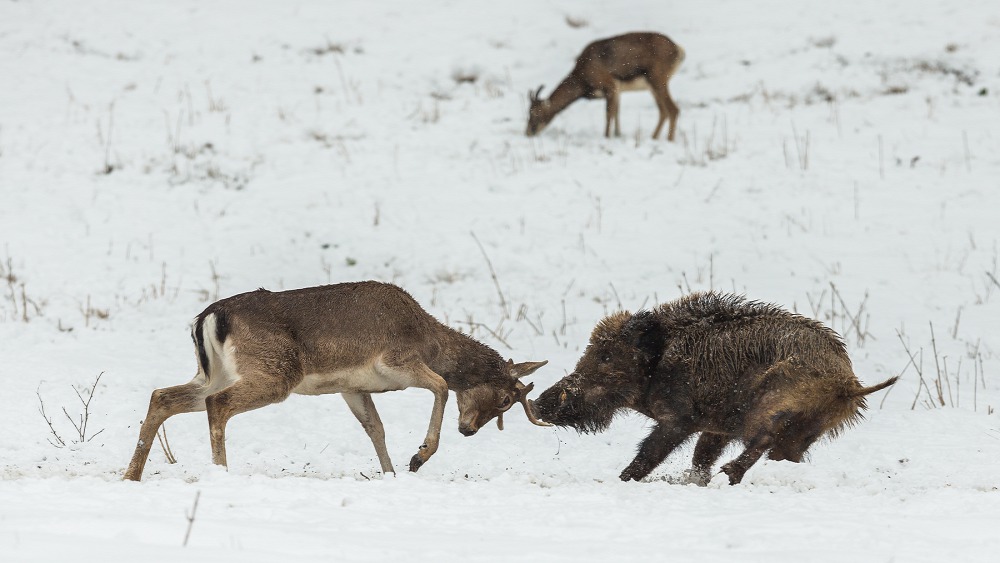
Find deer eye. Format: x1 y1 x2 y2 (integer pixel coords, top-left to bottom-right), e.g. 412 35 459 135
499 395 512 409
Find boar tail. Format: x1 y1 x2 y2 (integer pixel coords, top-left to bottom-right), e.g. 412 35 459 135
849 376 899 398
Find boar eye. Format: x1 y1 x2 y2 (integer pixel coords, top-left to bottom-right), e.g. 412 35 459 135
559 389 568 404
601 354 612 363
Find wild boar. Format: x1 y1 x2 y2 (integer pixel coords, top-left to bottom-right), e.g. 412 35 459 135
531 291 898 485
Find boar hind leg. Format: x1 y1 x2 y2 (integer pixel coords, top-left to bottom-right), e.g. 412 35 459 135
684 432 731 486
719 434 773 485
620 421 693 482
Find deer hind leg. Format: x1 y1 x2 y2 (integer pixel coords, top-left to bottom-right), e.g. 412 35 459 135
619 419 694 482
683 432 731 486
342 392 394 474
664 82 680 141
648 76 680 141
204 365 300 469
124 379 208 481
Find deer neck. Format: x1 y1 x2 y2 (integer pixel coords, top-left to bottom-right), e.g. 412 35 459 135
429 329 506 391
544 76 587 117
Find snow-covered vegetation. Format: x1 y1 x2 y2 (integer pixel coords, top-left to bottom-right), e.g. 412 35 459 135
1 0 998 560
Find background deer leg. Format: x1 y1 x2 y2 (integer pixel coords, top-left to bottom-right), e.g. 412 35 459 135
204 368 299 468
604 89 619 138
619 420 693 481
613 93 622 137
124 379 206 481
664 82 680 141
342 392 394 474
649 78 670 140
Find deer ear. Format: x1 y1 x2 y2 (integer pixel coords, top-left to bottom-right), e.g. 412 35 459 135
510 360 548 379
623 311 665 366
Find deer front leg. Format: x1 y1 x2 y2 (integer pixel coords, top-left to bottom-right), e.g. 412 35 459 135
342 392 394 474
604 90 620 138
620 420 693 482
388 361 448 472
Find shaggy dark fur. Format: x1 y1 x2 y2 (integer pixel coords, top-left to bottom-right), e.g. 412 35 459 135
533 292 898 485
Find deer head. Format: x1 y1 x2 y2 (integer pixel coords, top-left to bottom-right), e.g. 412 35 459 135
525 85 552 136
455 360 551 436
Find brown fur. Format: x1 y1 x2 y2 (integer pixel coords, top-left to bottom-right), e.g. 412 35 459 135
532 292 898 485
526 32 685 140
124 281 546 481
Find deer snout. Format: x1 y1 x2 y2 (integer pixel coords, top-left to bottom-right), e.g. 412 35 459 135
458 424 479 437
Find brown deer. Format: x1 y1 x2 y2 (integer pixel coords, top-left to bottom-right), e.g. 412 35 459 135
123 281 549 481
526 32 685 140
532 292 898 485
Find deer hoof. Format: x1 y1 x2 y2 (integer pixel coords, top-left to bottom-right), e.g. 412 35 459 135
409 454 425 472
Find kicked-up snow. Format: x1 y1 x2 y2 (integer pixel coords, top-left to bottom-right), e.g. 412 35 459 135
0 0 998 561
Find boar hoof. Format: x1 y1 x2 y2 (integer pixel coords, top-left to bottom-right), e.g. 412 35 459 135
409 454 425 472
719 462 745 485
619 463 649 482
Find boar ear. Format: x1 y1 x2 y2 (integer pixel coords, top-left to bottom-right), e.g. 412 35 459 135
623 311 665 367
510 360 548 379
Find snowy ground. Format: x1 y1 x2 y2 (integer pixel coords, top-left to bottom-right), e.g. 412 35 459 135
1 0 999 560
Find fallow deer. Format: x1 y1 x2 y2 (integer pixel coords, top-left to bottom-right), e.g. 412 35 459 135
526 32 685 140
123 281 549 481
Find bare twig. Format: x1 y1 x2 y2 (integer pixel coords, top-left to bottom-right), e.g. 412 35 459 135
453 320 512 349
929 323 949 407
608 282 622 311
470 232 509 319
64 372 105 442
879 357 910 409
896 330 933 410
157 423 178 464
183 491 201 547
36 384 66 447
987 271 1000 291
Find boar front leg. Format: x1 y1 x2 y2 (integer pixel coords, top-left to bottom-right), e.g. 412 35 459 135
620 421 693 482
720 433 773 485
684 432 731 486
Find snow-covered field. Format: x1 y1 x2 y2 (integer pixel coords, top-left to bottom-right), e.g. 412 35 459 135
1 0 999 560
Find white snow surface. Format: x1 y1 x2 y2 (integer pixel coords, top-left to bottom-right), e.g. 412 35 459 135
1 0 999 560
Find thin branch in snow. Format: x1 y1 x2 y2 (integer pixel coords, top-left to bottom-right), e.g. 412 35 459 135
183 491 201 547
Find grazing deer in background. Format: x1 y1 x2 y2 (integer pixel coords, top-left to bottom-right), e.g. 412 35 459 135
526 32 685 140
124 281 549 481
532 292 898 485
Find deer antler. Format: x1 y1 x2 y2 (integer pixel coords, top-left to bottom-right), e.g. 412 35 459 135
517 381 552 427
528 85 545 103
496 381 551 430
